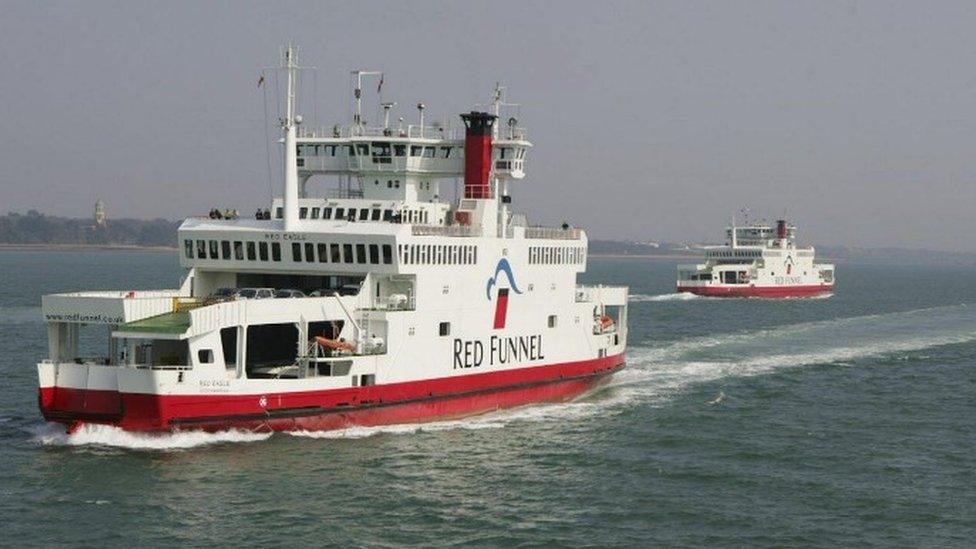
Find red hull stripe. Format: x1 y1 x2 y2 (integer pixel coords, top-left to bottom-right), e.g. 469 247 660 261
676 284 833 298
39 354 624 432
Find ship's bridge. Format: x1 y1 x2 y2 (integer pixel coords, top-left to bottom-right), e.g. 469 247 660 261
295 125 531 180
726 223 796 247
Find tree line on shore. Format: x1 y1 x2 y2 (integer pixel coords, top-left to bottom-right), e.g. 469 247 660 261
0 211 179 247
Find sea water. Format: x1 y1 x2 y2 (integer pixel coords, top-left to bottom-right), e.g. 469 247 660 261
0 250 974 547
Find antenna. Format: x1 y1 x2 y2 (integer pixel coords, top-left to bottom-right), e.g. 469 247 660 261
417 102 426 136
381 102 397 133
351 70 383 130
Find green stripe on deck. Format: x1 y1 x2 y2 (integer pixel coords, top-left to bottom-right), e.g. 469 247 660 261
120 310 190 334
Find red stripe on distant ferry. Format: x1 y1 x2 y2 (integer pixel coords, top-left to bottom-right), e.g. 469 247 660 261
676 284 833 298
493 288 509 329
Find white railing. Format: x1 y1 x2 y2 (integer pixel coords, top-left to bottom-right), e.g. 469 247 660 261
297 124 462 140
412 225 481 237
524 226 582 240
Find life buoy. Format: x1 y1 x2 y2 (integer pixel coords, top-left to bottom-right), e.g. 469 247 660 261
600 315 614 329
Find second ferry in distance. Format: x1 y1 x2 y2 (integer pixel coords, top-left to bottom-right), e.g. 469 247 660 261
676 219 835 298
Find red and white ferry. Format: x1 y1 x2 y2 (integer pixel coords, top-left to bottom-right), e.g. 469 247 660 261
36 47 627 433
676 219 835 298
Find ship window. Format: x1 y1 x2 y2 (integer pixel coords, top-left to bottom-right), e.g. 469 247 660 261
335 208 345 219
323 207 332 219
359 208 369 221
221 241 231 260
343 244 353 263
371 142 391 162
410 145 422 157
439 322 451 336
311 207 320 219
371 209 381 221
347 145 356 157
360 374 375 386
440 146 452 158
423 146 435 158
234 241 244 260
209 240 219 259
259 242 269 261
356 244 367 264
184 239 193 259
305 243 315 263
271 242 281 262
331 243 341 263
275 207 283 219
292 242 302 262
383 209 393 221
394 144 406 157
356 144 369 157
369 244 379 264
245 323 299 378
548 315 557 328
220 327 237 367
197 349 213 364
317 243 328 263
299 207 308 219
382 244 392 264
247 242 257 261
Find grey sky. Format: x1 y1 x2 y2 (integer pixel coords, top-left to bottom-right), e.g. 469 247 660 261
1 1 975 252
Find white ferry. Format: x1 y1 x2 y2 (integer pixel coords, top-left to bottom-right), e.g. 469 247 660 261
676 219 835 298
36 47 628 433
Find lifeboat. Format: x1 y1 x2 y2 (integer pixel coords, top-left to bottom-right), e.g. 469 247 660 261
314 336 357 353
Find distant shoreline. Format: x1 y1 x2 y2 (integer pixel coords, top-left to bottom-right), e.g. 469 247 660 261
0 243 177 252
589 253 697 259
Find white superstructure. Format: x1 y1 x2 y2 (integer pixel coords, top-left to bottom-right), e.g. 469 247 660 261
677 219 835 298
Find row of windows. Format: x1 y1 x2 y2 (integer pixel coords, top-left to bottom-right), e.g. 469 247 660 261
283 206 431 225
187 239 283 262
709 251 762 258
291 242 393 265
184 239 393 266
398 244 477 266
296 206 393 222
528 246 585 265
297 143 458 159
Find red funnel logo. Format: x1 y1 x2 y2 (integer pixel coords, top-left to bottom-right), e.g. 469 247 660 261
486 259 522 330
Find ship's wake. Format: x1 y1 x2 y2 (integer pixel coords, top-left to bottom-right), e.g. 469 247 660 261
629 292 702 302
32 304 976 448
606 303 976 407
34 422 271 451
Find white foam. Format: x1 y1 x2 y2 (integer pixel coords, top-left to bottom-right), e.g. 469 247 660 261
289 418 507 439
629 292 702 302
613 303 976 407
35 422 271 450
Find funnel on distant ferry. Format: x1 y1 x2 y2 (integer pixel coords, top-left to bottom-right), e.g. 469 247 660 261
461 112 497 199
776 219 788 240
